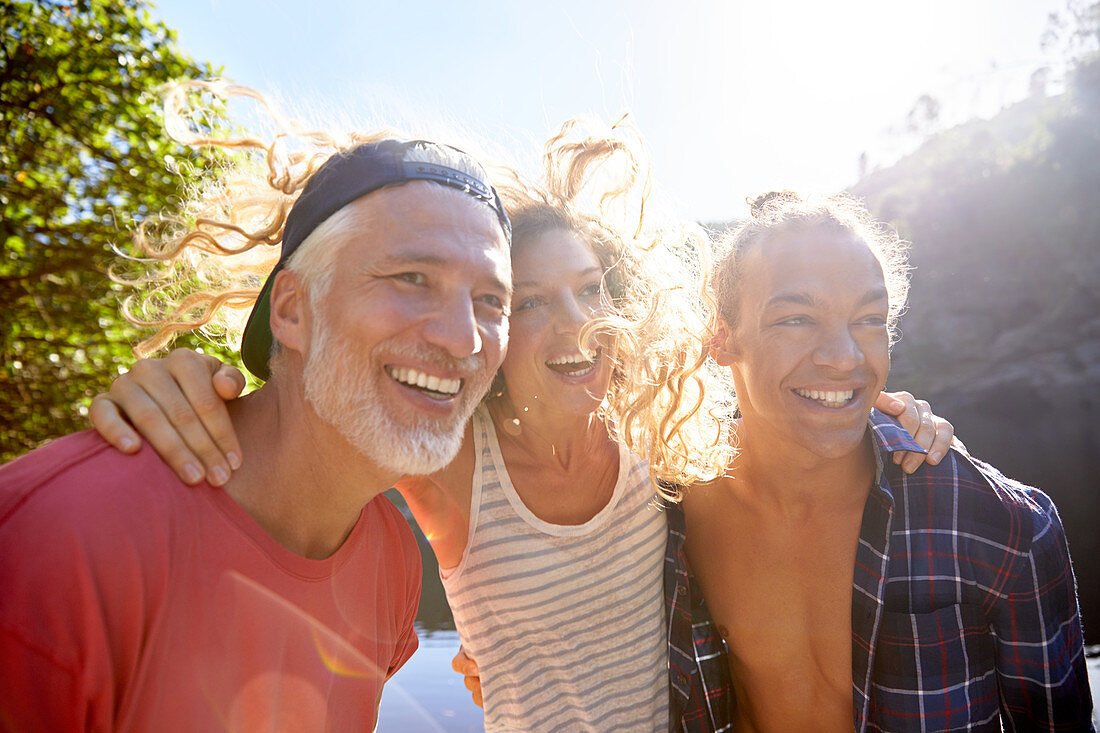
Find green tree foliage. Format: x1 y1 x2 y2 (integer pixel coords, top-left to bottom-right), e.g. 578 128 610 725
0 0 233 460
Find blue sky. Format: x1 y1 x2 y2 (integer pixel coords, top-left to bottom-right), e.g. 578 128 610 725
150 0 1067 222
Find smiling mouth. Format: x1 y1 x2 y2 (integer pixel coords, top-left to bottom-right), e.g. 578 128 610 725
793 388 857 408
546 352 598 378
387 366 462 400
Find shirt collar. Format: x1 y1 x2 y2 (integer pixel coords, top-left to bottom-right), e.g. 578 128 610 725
866 408 927 503
852 409 916 731
868 408 927 456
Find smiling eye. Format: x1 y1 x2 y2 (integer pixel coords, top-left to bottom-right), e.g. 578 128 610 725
475 292 506 313
856 314 888 327
393 272 427 285
514 294 547 312
580 282 602 297
778 316 813 326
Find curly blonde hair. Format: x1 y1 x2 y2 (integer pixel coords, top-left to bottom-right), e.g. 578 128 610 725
118 80 400 357
583 226 734 497
514 118 734 497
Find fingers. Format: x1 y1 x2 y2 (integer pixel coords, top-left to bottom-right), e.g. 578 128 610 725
451 647 483 708
166 350 244 476
465 675 484 708
212 362 247 401
451 647 479 675
883 391 912 465
880 391 924 472
131 352 228 485
898 399 935 473
881 391 956 474
880 392 916 465
923 415 954 466
95 351 241 486
89 395 142 453
873 391 906 416
880 391 923 467
99 359 206 485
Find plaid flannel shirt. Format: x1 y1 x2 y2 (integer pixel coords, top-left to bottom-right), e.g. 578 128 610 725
664 411 1093 732
855 411 1093 731
665 502 732 732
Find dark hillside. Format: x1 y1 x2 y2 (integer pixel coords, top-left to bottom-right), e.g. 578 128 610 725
852 57 1100 639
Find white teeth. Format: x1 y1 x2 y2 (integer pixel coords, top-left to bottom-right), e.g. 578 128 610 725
387 366 460 395
546 352 597 377
794 388 855 407
548 353 591 365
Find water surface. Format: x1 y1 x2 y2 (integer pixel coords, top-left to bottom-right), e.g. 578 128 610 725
377 628 484 732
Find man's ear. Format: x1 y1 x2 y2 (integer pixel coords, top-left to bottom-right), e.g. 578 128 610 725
709 317 740 366
269 270 311 357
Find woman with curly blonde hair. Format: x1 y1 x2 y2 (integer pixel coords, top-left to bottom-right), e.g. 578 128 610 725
91 84 950 731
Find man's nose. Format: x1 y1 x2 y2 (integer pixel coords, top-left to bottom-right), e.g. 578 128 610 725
812 324 864 372
423 295 483 359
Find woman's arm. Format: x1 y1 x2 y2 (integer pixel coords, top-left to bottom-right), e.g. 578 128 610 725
89 349 246 485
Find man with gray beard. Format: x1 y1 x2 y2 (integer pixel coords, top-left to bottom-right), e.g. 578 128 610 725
0 139 513 731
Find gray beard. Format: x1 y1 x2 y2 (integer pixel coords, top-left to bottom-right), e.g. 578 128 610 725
302 322 481 476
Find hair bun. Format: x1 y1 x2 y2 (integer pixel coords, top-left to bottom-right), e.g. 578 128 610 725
749 190 800 219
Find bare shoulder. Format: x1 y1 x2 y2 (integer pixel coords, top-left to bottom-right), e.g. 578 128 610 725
683 478 736 535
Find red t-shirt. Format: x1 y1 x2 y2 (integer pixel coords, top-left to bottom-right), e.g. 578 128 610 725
0 431 420 732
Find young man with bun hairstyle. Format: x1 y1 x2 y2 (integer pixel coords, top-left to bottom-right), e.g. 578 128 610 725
677 192 1093 732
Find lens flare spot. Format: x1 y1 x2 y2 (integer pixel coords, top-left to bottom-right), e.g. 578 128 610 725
312 627 384 679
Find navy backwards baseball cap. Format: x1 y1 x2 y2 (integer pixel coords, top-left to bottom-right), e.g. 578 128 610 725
240 138 511 381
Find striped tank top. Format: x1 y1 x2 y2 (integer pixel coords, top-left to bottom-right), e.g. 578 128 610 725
441 405 669 732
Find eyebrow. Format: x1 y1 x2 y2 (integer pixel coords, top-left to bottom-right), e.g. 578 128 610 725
374 253 447 267
764 292 817 309
513 266 603 290
858 287 890 307
764 286 889 310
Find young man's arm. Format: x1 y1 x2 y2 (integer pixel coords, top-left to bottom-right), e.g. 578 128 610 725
991 488 1094 730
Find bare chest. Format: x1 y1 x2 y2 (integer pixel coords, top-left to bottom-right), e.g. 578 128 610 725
686 502 864 731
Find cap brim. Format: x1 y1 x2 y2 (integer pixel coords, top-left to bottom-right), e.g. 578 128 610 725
240 267 280 381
